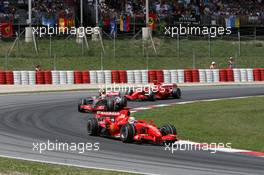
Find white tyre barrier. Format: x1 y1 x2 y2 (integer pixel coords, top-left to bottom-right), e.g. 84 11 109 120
141 70 148 84
59 71 67 84
170 70 178 83
13 71 21 85
104 70 112 84
240 69 248 82
134 70 142 84
21 71 29 85
247 69 254 82
212 69 219 83
177 69 184 83
28 71 36 85
199 69 206 83
89 71 97 84
51 71 59 85
127 70 134 84
233 69 241 82
66 71 74 84
205 69 213 83
97 70 105 84
163 70 171 83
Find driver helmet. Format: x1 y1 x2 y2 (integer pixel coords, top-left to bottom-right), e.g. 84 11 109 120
99 88 106 96
128 117 136 124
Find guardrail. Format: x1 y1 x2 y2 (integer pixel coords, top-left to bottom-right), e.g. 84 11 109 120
0 69 264 85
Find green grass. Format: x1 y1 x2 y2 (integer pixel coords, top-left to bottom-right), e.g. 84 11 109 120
133 96 264 152
0 157 137 175
0 38 264 70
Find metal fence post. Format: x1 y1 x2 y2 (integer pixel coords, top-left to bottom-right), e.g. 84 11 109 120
5 52 8 70
53 54 56 70
100 52 104 70
238 28 241 56
192 49 196 69
177 33 180 58
49 35 52 58
208 33 211 58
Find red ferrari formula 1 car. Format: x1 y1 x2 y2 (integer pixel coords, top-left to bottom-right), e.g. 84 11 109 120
125 83 181 101
87 109 177 144
78 92 127 113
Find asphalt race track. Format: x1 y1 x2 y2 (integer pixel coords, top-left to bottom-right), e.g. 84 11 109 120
0 85 263 175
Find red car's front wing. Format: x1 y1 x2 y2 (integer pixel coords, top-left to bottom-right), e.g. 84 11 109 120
133 134 177 143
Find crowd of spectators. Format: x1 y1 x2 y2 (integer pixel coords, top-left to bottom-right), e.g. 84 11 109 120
100 0 264 24
1 0 264 25
0 0 75 24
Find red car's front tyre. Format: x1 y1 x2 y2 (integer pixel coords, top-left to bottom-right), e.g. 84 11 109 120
160 124 177 135
120 124 135 143
172 88 181 99
87 117 100 136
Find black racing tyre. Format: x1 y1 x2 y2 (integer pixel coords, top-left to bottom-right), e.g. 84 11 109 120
128 89 134 95
78 99 86 112
120 124 136 143
172 88 181 99
119 97 127 108
106 97 114 111
148 90 156 101
160 124 177 136
78 103 83 112
81 98 87 105
87 117 100 136
113 102 120 111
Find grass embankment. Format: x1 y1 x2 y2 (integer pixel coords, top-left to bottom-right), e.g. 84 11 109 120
0 38 264 70
0 157 138 175
133 96 264 152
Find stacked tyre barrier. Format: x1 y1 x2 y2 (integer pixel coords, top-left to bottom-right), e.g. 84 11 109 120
119 70 127 83
127 70 134 84
0 68 264 85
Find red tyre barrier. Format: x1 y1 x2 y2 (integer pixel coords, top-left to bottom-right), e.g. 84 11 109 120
44 71 52 84
253 68 261 81
36 71 45 84
5 71 14 84
112 70 120 83
226 69 234 82
82 71 90 84
261 68 264 81
119 70 127 83
0 71 6 84
184 69 192 83
74 71 83 84
219 69 227 82
192 69 199 82
148 70 157 83
156 70 164 83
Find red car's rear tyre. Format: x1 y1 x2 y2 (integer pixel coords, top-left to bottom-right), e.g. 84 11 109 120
119 97 127 108
106 98 114 111
160 124 177 135
148 91 156 101
87 117 100 136
172 88 181 99
120 124 135 143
